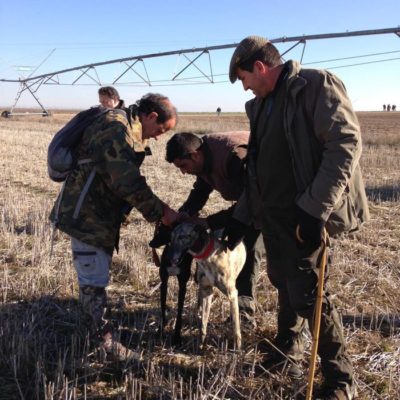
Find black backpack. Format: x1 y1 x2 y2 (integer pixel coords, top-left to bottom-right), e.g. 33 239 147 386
47 106 111 182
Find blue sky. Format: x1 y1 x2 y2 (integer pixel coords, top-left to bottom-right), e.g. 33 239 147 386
0 0 399 111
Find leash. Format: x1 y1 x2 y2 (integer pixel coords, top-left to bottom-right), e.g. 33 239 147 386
306 228 328 400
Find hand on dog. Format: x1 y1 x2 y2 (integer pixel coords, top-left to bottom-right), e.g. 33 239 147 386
221 217 248 250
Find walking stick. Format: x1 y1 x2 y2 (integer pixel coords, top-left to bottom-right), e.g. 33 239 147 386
305 229 328 400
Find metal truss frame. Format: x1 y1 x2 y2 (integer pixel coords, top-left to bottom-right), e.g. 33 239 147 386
1 27 399 116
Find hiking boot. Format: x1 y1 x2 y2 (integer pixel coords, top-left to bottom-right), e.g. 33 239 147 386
100 331 141 363
262 356 303 379
315 385 356 400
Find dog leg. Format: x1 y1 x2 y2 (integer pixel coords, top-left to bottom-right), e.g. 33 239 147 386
159 267 169 334
228 288 242 350
173 264 190 346
198 285 213 349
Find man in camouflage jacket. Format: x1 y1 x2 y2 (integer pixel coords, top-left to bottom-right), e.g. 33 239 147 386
227 37 369 399
50 93 178 361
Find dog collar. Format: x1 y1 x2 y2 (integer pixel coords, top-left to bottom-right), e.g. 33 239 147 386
193 238 214 260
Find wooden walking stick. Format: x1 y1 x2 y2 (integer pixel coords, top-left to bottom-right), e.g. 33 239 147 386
305 229 328 400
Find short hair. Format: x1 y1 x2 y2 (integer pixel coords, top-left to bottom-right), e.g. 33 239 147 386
98 86 120 99
166 132 203 163
132 93 177 123
238 43 282 73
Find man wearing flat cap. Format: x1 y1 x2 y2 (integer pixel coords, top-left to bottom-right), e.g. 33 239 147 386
225 36 369 399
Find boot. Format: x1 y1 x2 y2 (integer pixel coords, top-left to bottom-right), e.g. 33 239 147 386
315 384 357 399
262 333 304 379
79 286 139 362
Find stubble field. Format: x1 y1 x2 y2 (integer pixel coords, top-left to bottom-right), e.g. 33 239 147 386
0 111 399 399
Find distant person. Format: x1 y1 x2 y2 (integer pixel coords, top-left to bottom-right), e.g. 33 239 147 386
216 107 222 115
50 93 178 362
387 103 391 112
98 86 125 109
383 104 386 111
392 104 396 111
228 36 369 399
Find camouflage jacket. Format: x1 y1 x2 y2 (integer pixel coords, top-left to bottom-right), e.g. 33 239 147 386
50 109 164 254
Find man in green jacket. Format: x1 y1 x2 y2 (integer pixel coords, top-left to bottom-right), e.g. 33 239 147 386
50 93 178 361
227 36 369 399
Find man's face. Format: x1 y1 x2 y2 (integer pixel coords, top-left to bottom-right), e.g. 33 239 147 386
236 63 271 98
99 94 119 108
141 113 177 140
173 152 203 175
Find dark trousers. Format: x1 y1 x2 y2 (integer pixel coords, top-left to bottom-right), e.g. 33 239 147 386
236 225 264 313
261 211 353 389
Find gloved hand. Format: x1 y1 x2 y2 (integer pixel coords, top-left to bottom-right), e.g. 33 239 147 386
221 217 248 250
206 209 232 231
295 205 325 247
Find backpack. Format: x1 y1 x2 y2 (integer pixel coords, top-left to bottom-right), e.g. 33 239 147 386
47 106 111 182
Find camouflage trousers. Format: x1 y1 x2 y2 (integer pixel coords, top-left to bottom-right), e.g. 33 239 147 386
261 211 353 392
79 285 111 337
236 227 265 315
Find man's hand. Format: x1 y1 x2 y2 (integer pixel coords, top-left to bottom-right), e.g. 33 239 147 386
206 209 232 231
295 205 325 247
161 204 179 226
221 217 248 250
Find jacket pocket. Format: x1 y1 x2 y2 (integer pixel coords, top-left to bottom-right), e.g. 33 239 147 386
326 190 358 237
73 251 97 278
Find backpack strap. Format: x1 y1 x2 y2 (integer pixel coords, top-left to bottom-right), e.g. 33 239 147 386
73 167 97 219
77 158 92 165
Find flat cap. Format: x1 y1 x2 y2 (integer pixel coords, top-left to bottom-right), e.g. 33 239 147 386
229 35 270 83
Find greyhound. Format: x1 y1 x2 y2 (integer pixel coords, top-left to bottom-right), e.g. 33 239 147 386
150 222 192 346
165 222 246 350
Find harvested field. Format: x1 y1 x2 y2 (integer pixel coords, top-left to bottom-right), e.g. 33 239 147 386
0 111 399 399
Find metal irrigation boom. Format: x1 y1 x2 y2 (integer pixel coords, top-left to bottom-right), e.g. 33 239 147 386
1 26 399 117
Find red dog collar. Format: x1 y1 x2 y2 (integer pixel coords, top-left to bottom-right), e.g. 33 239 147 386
193 238 214 260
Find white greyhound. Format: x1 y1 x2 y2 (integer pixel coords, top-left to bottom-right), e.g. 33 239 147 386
166 222 246 350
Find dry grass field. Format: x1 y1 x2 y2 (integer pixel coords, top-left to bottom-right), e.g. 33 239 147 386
0 111 399 399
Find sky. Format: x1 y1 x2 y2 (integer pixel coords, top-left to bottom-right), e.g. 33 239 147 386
0 0 399 112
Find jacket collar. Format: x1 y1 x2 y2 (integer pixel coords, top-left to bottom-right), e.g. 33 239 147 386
285 60 307 96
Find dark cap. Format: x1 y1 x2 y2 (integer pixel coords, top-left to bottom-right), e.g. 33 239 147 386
229 35 270 83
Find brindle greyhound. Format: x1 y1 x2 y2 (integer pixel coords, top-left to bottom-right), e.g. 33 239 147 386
150 222 192 346
165 222 246 350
